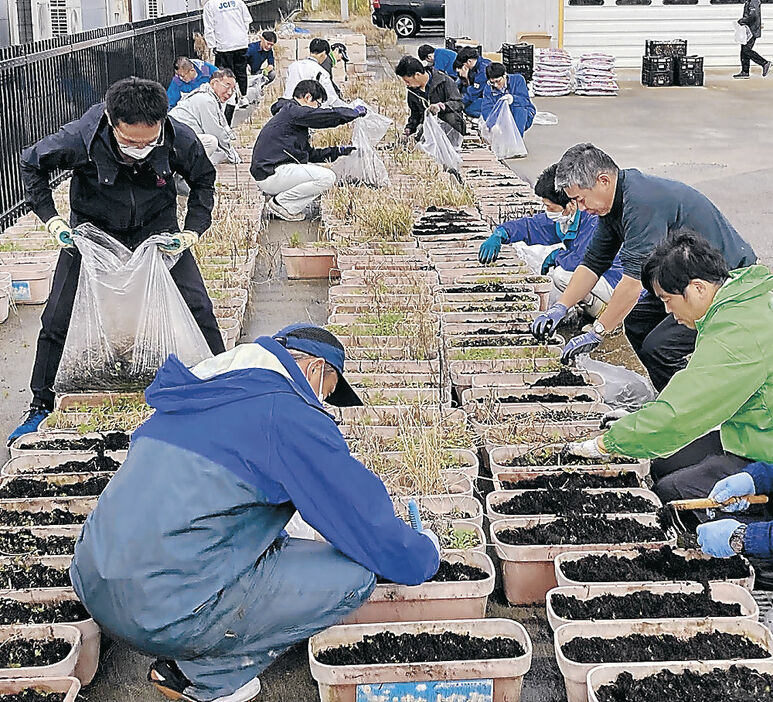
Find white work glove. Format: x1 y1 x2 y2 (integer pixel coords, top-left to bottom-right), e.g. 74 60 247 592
157 230 199 255
428 103 444 115
421 528 440 556
46 215 73 247
502 94 514 105
565 436 608 460
600 408 631 429
227 146 242 164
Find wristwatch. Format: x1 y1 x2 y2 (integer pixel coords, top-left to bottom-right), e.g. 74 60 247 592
730 525 747 554
592 320 607 336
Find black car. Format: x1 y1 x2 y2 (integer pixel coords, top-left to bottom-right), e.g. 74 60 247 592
371 0 445 38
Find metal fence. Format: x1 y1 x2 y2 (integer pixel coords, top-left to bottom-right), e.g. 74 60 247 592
0 0 300 230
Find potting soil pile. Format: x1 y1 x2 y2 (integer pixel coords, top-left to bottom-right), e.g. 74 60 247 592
54 224 213 393
495 489 655 516
0 563 70 589
575 53 618 96
501 471 640 490
533 49 573 97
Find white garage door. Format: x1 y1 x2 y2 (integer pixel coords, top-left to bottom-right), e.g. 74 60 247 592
564 0 773 68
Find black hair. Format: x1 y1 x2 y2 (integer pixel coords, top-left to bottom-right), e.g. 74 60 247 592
262 30 277 43
309 38 331 55
105 77 168 126
457 46 479 63
292 78 327 103
212 68 235 80
641 229 730 296
173 56 192 72
418 44 435 61
534 164 570 208
452 56 465 70
485 62 506 80
395 56 425 77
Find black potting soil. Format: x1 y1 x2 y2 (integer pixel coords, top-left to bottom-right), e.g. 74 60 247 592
530 409 604 423
20 431 129 452
445 283 531 294
496 393 595 404
0 563 71 589
430 561 488 582
33 455 120 474
495 489 654 516
454 335 545 348
531 369 589 387
562 631 769 664
0 692 67 702
595 665 773 702
0 637 71 668
502 449 632 467
496 515 665 546
457 303 534 312
0 531 75 556
551 586 743 621
0 598 89 626
0 509 87 527
316 631 525 666
0 476 110 499
502 472 639 490
559 546 752 583
467 326 529 336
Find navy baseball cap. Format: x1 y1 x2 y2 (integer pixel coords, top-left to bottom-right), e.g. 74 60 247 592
272 323 362 407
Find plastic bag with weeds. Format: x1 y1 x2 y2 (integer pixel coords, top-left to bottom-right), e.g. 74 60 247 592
331 100 392 188
54 223 213 393
576 355 655 411
480 98 527 160
734 22 753 45
417 111 462 172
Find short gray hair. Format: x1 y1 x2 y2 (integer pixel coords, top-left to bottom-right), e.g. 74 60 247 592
212 68 235 81
555 143 619 191
287 349 336 376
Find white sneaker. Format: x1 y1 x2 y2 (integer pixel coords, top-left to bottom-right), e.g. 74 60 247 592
208 677 261 702
267 197 305 222
238 96 250 108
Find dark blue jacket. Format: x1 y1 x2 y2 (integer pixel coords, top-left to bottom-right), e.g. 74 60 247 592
167 59 217 108
433 48 458 78
744 462 773 558
481 73 536 136
501 210 623 288
246 41 276 73
460 57 491 118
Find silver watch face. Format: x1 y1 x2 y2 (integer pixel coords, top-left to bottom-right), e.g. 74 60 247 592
593 321 605 335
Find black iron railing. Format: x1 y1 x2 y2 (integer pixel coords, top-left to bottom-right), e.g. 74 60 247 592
0 0 300 230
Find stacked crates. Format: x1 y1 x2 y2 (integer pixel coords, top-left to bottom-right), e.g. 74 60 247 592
642 40 703 87
501 43 534 82
675 55 704 86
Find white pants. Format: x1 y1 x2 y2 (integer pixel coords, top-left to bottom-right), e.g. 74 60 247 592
197 134 227 166
256 163 336 215
550 266 615 318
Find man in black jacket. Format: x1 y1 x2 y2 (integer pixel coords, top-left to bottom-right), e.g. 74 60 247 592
9 77 223 445
394 56 465 140
735 0 770 79
250 79 364 221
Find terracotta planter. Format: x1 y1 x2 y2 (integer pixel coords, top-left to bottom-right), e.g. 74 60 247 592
554 547 757 591
555 619 773 702
491 515 674 605
0 677 80 701
281 246 337 280
546 581 759 631
309 618 533 702
0 623 81 680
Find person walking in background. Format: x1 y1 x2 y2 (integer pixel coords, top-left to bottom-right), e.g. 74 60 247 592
203 0 252 121
167 56 218 108
735 0 771 79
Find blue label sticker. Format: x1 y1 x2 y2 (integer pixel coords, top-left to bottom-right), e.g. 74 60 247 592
356 678 493 702
12 281 31 301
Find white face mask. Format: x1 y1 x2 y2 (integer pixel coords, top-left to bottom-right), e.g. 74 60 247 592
117 142 156 160
545 209 574 226
306 359 326 403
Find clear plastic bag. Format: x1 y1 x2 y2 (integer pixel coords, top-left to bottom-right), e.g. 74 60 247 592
576 356 656 411
331 99 392 188
734 22 753 44
418 111 462 172
54 224 213 393
480 99 527 159
349 98 393 145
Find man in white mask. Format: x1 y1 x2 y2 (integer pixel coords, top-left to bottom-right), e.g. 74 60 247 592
10 76 224 445
478 162 622 319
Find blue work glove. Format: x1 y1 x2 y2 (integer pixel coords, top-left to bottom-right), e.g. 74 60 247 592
561 330 603 364
708 472 756 513
338 145 356 156
531 302 568 340
353 105 367 117
541 249 560 276
696 519 743 558
478 227 509 265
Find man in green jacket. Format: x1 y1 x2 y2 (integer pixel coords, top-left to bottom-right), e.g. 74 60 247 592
567 230 773 507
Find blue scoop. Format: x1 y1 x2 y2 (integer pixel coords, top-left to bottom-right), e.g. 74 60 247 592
407 499 422 531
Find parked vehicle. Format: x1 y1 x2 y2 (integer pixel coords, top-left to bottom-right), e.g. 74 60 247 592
371 0 445 38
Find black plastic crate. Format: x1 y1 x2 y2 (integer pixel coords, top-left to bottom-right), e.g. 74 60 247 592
645 39 688 57
501 43 534 62
677 55 704 72
445 38 482 56
642 55 674 72
675 68 704 86
642 69 674 87
507 63 534 81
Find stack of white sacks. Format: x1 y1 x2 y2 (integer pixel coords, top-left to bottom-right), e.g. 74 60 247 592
575 53 618 96
532 49 573 97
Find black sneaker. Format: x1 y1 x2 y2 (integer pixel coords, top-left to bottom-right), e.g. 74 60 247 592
733 71 750 79
148 659 194 700
764 61 771 77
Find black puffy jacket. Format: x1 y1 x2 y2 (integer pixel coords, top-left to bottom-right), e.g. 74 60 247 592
406 68 466 137
21 103 215 247
249 98 360 182
740 0 763 39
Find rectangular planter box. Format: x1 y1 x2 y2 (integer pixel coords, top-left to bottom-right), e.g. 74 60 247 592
555 619 773 702
492 468 645 492
339 406 465 427
343 360 440 375
3 452 124 477
483 421 606 454
393 494 484 530
0 623 81 680
546 581 759 631
0 262 53 304
346 372 440 389
0 677 80 701
471 370 605 389
491 515 674 605
345 551 495 624
309 618 532 702
354 449 479 481
488 444 649 478
0 473 110 506
554 547 757 591
0 496 96 521
355 388 445 407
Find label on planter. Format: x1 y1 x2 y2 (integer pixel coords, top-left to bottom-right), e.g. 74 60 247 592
356 679 493 701
12 281 31 301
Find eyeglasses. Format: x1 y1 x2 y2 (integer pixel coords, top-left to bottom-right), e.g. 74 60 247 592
110 120 163 149
487 79 504 86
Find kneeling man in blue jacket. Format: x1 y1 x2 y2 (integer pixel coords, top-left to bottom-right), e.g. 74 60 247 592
479 163 623 319
480 62 536 137
70 324 440 702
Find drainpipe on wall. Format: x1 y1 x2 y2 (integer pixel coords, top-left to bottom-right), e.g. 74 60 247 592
558 0 563 49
